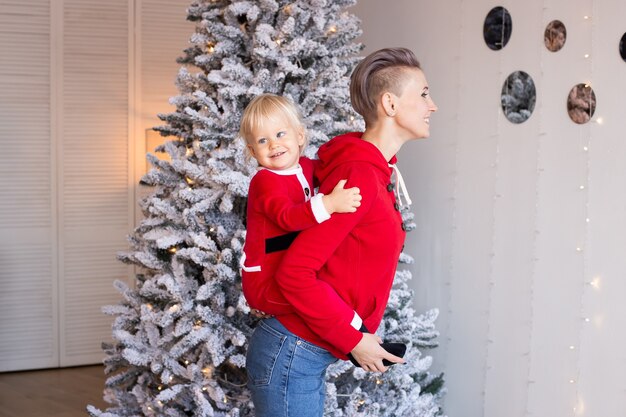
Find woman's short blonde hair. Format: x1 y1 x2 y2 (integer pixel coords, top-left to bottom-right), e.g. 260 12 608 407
239 94 307 153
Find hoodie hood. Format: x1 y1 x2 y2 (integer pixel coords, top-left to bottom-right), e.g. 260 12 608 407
315 132 397 184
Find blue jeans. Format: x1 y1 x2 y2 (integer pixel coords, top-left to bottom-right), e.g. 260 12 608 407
246 318 337 417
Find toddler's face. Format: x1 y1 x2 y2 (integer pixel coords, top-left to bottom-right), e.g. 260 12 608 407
247 113 305 171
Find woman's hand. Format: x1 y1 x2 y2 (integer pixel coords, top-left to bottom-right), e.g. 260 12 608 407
349 333 405 372
250 309 273 319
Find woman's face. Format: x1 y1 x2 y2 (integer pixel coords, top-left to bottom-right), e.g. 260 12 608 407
392 68 438 140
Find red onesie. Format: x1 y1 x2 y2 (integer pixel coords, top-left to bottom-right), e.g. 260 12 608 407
241 157 331 315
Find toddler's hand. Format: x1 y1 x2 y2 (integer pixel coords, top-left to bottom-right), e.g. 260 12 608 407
323 179 362 214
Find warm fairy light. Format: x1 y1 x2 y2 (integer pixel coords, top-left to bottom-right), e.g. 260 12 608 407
186 148 193 157
585 218 590 223
169 376 174 382
275 39 282 46
584 54 590 58
185 176 195 185
584 317 591 322
146 303 153 310
569 345 575 350
584 83 591 88
576 247 582 252
595 117 604 125
376 379 382 385
223 397 228 403
202 386 207 391
284 5 292 14
184 360 189 365
169 304 180 313
168 247 177 254
569 379 576 383
328 26 337 34
202 367 213 377
583 15 590 19
158 385 163 391
574 398 586 414
158 401 164 406
583 146 589 152
209 227 216 232
579 185 585 190
207 42 215 53
358 399 366 405
590 276 601 289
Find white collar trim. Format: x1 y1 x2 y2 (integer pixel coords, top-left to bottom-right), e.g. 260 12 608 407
262 165 302 176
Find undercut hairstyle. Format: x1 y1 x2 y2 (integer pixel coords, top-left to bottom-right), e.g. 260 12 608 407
350 47 421 126
239 94 308 157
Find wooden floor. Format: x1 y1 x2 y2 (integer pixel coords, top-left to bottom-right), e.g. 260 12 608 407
0 365 108 417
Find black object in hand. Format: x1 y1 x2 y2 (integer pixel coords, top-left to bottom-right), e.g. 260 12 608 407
346 324 407 367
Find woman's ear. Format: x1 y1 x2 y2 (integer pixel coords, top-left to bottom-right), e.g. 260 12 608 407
381 92 397 117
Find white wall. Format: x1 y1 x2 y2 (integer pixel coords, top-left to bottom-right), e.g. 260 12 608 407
352 1 626 416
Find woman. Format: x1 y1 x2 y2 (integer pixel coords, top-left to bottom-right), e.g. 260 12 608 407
245 47 438 417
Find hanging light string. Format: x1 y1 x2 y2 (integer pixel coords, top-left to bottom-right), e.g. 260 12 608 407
572 3 597 415
482 1 508 412
444 0 466 380
524 1 549 415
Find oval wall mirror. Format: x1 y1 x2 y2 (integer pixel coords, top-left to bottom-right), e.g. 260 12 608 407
501 71 536 124
567 83 597 124
620 32 626 61
544 20 567 52
484 6 512 50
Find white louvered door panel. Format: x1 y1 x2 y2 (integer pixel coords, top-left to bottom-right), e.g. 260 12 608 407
59 0 132 366
0 0 57 372
135 0 192 211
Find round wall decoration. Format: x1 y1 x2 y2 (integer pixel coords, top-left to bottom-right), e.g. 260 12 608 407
484 6 512 50
501 71 536 124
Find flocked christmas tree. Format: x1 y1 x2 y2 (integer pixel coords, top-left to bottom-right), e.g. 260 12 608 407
88 0 445 416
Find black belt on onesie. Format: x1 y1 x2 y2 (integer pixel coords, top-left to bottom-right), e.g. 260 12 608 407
265 231 299 253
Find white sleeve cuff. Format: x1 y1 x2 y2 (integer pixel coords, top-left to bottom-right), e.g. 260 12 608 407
350 311 363 330
310 193 331 223
240 251 261 272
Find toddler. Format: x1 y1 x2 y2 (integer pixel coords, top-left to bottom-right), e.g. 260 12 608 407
239 94 361 315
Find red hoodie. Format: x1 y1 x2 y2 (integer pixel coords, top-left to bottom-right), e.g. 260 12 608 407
275 132 406 359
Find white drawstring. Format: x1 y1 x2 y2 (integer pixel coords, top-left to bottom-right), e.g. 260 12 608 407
389 163 413 207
